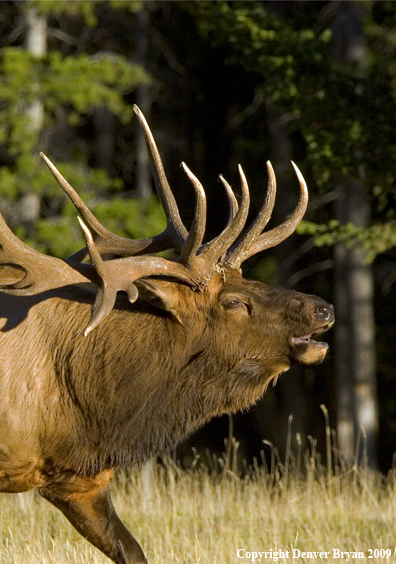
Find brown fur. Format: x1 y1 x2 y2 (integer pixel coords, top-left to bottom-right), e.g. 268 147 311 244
0 266 333 563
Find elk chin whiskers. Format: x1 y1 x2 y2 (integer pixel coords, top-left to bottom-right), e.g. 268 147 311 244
271 371 285 387
261 368 289 395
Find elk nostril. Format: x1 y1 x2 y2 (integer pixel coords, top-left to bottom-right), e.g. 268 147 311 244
313 305 334 322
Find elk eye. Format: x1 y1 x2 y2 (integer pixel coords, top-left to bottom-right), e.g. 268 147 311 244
223 299 251 314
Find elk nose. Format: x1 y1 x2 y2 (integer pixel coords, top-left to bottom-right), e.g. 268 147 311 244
313 304 334 323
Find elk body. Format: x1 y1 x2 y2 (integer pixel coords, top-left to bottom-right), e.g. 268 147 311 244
0 107 334 564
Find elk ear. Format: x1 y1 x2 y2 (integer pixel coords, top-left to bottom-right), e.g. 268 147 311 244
135 279 189 325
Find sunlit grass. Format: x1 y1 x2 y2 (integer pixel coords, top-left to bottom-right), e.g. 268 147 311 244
1 420 396 563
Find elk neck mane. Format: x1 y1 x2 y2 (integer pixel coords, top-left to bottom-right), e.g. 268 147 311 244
0 274 277 476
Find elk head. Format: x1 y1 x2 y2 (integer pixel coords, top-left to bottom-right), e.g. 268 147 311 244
0 105 333 346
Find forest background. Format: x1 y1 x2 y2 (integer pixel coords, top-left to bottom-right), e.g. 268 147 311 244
1 0 396 474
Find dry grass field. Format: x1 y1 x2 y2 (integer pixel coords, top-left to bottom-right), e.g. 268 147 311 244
1 424 396 564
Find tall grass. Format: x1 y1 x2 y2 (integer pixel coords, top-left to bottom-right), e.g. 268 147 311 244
1 413 396 563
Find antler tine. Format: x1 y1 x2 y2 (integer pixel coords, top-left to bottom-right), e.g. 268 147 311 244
224 161 276 268
78 216 200 335
225 161 308 269
220 175 238 222
199 166 250 265
78 217 144 335
180 163 207 268
40 153 173 260
133 105 188 249
0 210 92 296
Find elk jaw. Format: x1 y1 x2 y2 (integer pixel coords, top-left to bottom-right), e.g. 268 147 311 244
289 322 333 365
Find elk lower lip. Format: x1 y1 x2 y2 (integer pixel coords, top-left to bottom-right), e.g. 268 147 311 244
289 332 329 365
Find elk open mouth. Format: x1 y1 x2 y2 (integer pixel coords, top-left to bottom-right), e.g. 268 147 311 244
289 323 333 365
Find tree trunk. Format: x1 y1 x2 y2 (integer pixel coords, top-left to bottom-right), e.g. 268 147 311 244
25 6 46 131
331 2 378 467
135 8 151 200
21 6 46 223
335 180 378 467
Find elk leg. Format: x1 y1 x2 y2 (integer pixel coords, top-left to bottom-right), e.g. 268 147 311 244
39 476 147 564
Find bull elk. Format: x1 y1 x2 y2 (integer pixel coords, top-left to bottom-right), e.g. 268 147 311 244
0 106 334 564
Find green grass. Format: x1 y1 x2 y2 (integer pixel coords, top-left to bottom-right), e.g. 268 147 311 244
1 436 396 563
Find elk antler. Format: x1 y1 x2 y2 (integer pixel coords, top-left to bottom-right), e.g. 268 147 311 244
77 218 198 335
0 211 94 295
40 105 188 262
223 161 308 269
0 106 308 334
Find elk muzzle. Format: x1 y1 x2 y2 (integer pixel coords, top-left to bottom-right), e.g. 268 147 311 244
289 301 334 365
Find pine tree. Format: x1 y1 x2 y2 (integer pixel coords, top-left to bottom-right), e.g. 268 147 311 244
0 0 157 257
